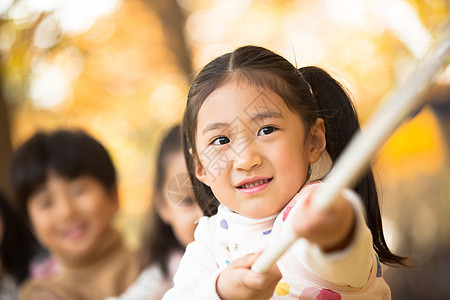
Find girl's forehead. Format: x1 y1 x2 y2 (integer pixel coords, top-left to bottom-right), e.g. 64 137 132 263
197 81 288 127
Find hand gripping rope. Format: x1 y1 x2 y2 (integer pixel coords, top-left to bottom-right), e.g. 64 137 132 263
252 23 450 274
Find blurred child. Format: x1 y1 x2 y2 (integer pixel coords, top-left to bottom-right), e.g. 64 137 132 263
9 129 139 300
108 124 203 299
0 190 41 299
164 45 407 299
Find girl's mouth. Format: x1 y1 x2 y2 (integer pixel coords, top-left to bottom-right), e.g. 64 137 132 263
237 178 271 189
236 178 272 194
63 223 87 241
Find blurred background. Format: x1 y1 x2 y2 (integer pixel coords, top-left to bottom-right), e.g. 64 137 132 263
0 0 449 298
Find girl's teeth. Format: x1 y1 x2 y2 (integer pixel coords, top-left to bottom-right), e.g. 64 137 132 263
242 179 269 189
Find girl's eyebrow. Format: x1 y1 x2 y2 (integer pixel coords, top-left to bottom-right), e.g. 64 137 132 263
202 122 229 135
250 111 283 123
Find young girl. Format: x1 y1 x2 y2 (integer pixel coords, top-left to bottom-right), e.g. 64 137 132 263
163 45 406 299
107 124 203 299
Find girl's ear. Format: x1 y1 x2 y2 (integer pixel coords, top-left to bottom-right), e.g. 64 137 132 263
194 161 210 187
156 195 171 224
190 147 211 187
109 185 120 213
308 118 326 163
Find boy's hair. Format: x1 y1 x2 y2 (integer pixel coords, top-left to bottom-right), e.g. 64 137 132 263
182 45 407 266
0 190 42 284
9 129 117 220
139 124 185 276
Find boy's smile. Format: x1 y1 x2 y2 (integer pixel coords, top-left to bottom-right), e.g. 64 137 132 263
194 80 325 219
28 171 118 259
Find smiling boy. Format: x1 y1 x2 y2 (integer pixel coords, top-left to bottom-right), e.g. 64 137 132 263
10 130 138 300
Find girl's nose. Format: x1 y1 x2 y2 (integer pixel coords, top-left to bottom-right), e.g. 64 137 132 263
233 141 262 171
56 196 76 219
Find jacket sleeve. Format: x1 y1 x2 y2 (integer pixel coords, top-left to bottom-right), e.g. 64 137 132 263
162 216 222 300
286 184 374 288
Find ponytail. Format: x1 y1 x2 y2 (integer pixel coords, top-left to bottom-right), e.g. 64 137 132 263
300 66 408 266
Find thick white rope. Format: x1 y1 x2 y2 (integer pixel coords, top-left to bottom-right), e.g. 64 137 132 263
252 24 450 274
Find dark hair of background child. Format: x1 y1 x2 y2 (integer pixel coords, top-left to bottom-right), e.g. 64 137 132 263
182 45 407 267
0 190 41 285
9 129 117 221
138 125 187 277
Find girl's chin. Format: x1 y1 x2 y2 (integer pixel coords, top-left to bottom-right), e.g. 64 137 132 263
64 242 96 258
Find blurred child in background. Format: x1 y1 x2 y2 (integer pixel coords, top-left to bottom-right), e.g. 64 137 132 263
108 124 202 299
10 129 139 300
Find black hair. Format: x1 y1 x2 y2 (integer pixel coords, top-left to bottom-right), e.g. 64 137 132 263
0 190 42 284
139 124 185 277
9 129 117 221
182 45 407 266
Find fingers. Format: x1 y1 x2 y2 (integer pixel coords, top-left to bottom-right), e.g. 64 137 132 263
243 261 282 290
293 190 356 252
229 252 260 268
216 252 282 300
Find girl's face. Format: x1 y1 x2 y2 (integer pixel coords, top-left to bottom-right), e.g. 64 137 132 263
194 80 325 218
28 171 118 258
158 151 203 247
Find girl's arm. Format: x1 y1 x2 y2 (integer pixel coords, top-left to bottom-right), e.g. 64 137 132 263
288 183 373 288
293 186 356 252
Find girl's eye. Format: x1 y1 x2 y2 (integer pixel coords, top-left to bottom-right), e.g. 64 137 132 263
258 126 277 136
71 183 88 197
30 188 53 209
40 197 53 209
210 136 230 146
34 196 53 209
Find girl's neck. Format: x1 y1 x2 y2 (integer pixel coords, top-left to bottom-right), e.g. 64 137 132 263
221 205 279 224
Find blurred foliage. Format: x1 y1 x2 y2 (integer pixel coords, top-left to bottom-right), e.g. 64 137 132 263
0 2 449 296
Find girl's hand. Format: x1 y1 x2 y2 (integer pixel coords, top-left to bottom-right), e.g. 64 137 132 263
293 188 356 253
216 252 282 300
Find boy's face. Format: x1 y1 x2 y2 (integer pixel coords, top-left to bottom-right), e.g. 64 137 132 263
28 171 118 258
